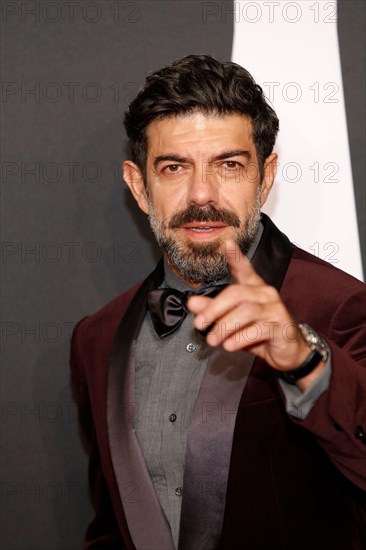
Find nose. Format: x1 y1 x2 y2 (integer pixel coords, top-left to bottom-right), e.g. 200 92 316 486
186 165 219 206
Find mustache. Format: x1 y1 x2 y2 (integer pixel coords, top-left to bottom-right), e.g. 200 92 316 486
168 205 241 229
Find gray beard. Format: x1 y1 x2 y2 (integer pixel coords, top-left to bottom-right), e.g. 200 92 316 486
147 197 261 284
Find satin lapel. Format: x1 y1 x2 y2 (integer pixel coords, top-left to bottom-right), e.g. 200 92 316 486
107 259 175 550
178 346 255 550
178 215 293 550
251 213 293 291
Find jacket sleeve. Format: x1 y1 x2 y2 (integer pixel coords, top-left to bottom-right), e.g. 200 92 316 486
70 319 126 549
287 285 366 491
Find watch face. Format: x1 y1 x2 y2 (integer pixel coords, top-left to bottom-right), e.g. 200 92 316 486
275 324 330 385
298 323 329 361
299 323 315 341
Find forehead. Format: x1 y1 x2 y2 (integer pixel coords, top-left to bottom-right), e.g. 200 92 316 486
145 112 255 155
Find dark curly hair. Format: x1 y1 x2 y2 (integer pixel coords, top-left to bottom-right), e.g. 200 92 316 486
123 54 279 180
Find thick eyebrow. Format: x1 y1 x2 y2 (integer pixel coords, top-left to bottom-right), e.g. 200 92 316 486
153 150 251 171
209 149 251 162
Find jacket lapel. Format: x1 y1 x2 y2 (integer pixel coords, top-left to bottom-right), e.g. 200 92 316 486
107 259 176 550
178 347 255 550
251 213 292 290
178 214 293 550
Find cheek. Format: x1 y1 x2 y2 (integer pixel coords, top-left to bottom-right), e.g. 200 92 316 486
221 187 257 211
150 187 185 216
148 195 175 222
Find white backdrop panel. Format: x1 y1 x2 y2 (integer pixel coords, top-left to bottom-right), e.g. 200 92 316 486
232 0 363 280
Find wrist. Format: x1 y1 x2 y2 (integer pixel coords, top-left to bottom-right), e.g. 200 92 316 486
276 323 329 386
296 359 327 391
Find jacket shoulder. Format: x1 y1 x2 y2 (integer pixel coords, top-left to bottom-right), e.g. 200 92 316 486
281 245 365 331
288 245 365 295
70 280 143 364
83 280 142 328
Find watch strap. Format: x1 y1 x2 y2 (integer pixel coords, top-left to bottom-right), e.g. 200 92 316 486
276 348 324 385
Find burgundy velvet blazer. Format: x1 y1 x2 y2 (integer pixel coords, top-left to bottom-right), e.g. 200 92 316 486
70 215 366 550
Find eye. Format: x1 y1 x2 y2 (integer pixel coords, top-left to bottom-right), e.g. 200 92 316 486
162 164 183 174
222 161 241 170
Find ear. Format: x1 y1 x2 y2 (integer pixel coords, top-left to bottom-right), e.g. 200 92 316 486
259 152 277 206
123 160 149 214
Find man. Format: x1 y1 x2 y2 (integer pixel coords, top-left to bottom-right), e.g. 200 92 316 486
70 55 366 549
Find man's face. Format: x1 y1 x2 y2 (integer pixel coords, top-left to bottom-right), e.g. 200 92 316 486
124 112 277 285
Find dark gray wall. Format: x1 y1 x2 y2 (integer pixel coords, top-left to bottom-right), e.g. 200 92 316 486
338 0 366 269
1 1 364 549
1 2 232 548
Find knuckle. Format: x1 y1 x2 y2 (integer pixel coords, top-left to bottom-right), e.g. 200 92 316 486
240 302 257 318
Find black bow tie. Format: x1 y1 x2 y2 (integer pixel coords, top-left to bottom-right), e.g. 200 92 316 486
146 285 227 338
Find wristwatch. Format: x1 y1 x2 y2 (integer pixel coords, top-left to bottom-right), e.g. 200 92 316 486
276 323 329 385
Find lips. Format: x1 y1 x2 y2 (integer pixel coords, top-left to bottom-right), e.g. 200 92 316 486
179 222 229 238
181 222 228 231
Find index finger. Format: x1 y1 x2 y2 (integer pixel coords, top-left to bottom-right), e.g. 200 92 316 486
223 239 264 286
